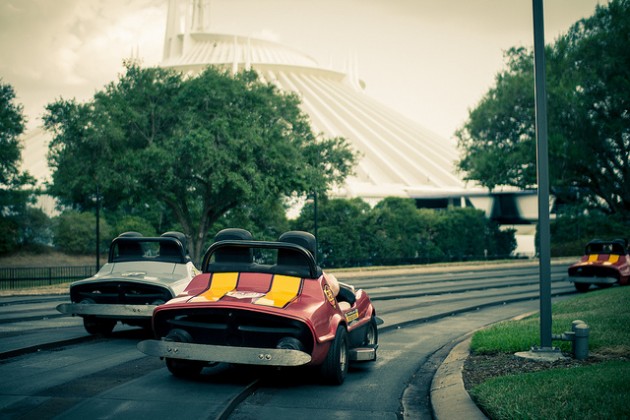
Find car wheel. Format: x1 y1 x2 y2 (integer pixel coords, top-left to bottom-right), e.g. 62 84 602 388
83 317 116 335
164 329 203 378
575 283 590 293
364 316 378 351
320 325 348 385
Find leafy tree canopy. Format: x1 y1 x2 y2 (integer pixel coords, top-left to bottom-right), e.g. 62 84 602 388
44 63 356 262
0 80 28 188
291 197 516 267
456 0 630 218
52 210 112 255
0 79 38 254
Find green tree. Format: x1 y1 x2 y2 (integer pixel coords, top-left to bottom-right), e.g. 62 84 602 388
0 80 37 254
368 197 434 263
212 196 290 242
52 210 112 255
289 197 517 267
18 207 52 250
44 64 356 262
456 0 630 218
456 47 537 190
111 215 157 238
433 207 516 260
550 211 630 256
292 197 374 267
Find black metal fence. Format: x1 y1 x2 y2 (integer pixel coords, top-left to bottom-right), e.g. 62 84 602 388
0 266 97 290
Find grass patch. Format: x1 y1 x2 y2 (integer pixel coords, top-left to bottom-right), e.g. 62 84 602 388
471 361 630 419
470 286 630 354
468 286 630 419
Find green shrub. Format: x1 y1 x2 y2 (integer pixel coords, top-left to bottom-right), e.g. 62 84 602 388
52 210 112 255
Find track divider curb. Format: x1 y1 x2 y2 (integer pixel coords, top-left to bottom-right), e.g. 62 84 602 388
430 335 487 419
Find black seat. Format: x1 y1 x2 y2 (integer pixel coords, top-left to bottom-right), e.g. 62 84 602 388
337 285 356 306
213 228 254 263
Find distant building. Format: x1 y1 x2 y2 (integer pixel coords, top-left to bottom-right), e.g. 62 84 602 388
162 0 471 205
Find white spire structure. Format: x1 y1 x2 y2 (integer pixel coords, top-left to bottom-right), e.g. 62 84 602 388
162 0 473 203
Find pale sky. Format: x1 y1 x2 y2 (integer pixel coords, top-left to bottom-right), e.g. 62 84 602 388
0 0 607 140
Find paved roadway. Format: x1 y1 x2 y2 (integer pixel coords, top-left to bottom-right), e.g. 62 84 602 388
0 260 576 419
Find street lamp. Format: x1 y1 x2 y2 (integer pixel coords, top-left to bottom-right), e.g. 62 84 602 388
305 190 319 262
532 0 555 355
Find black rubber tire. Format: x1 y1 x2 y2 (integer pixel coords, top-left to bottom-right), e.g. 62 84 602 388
83 317 116 336
164 329 203 378
320 326 349 385
276 337 304 351
365 317 378 356
575 283 591 293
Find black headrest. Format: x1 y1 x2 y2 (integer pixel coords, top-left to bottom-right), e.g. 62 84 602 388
277 231 317 266
213 228 254 263
115 232 144 258
214 228 254 242
161 231 188 255
278 231 316 257
118 231 143 238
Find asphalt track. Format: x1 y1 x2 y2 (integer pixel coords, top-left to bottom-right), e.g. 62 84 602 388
0 259 576 418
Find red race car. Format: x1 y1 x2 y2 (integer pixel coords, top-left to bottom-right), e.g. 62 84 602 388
567 239 630 292
138 229 379 384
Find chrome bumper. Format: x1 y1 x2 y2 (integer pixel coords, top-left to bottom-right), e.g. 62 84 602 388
349 347 377 362
56 303 155 318
568 276 617 285
137 339 312 367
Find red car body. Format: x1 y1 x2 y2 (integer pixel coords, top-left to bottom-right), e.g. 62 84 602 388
138 229 378 384
567 239 630 292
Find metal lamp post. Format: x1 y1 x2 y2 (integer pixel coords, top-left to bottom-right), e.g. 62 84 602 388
94 185 101 272
532 0 554 353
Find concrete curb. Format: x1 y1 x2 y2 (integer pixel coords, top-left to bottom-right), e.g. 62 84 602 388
430 336 487 420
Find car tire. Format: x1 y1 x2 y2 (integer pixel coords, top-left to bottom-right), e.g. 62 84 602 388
320 325 348 385
365 316 378 356
575 283 590 293
83 317 116 335
164 329 203 378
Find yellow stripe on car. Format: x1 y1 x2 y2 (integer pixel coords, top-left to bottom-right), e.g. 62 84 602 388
191 272 239 302
255 275 302 308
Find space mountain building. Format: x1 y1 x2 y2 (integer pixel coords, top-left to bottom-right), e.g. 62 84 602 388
161 0 474 203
